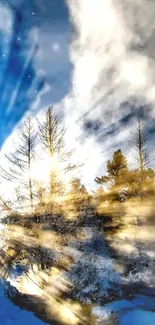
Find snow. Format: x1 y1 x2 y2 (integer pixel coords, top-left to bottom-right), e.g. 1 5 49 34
0 280 46 325
9 265 24 280
93 299 134 318
66 227 121 302
93 294 155 324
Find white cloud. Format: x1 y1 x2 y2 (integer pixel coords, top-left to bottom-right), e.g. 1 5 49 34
57 0 155 187
67 0 155 115
0 3 13 35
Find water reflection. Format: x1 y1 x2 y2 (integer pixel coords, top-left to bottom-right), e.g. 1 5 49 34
0 202 155 324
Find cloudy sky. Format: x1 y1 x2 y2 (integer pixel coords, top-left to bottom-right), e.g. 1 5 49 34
1 0 155 189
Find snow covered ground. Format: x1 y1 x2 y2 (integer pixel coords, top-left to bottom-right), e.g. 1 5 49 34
93 294 155 324
66 227 121 303
0 280 46 325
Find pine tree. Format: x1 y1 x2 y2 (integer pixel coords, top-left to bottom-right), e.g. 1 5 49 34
95 149 128 187
95 149 129 203
65 178 89 217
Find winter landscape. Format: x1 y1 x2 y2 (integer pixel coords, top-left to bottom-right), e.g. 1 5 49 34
0 0 155 324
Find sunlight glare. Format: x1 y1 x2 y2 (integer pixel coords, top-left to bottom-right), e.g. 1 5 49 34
31 153 59 183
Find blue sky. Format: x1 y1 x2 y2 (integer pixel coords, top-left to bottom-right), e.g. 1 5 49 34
0 0 72 147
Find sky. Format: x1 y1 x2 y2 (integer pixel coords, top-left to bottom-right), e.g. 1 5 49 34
0 0 72 146
1 0 155 190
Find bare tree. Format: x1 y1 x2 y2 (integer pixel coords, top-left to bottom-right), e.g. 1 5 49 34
37 107 76 199
0 196 13 214
129 117 150 172
1 115 36 209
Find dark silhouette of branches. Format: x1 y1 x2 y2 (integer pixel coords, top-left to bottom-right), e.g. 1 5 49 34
0 115 36 209
129 117 151 171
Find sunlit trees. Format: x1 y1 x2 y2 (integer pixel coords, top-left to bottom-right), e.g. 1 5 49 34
34 180 46 208
0 107 79 213
94 150 129 228
64 178 89 218
128 117 155 198
1 115 35 209
95 149 128 192
37 107 74 203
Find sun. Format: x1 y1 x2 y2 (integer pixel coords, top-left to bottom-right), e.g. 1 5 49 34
31 153 59 184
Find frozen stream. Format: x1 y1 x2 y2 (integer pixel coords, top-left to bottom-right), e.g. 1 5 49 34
0 279 46 325
93 291 155 324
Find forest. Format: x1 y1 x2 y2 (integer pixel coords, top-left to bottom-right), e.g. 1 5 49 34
0 107 155 325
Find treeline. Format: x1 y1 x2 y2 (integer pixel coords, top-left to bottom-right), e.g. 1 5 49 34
94 118 155 230
0 111 155 228
95 118 155 199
